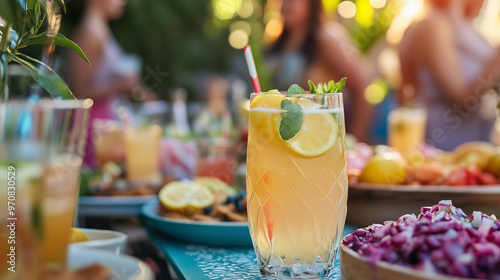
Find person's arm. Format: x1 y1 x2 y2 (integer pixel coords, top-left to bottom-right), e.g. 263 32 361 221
66 23 139 100
316 29 372 143
398 28 419 107
421 16 500 104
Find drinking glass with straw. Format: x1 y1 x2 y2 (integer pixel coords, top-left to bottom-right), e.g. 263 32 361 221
244 46 348 278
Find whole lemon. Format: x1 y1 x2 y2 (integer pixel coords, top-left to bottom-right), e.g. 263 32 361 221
359 154 408 185
485 153 500 178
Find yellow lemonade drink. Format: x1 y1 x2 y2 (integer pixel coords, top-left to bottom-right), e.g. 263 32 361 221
247 92 347 278
388 107 427 158
93 119 124 167
0 161 42 280
124 125 162 183
0 157 81 279
39 157 82 266
0 99 90 279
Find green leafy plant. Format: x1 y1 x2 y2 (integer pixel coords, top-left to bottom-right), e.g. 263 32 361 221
0 0 89 100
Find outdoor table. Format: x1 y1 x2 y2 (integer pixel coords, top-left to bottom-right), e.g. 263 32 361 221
141 218 358 280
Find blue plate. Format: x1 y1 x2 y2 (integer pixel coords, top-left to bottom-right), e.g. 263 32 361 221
141 201 252 247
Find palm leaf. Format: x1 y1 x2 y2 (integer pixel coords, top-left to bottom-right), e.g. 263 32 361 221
7 53 75 99
17 32 90 65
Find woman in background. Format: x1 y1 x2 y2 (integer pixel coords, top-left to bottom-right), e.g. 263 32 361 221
67 0 141 168
399 0 500 151
266 0 372 142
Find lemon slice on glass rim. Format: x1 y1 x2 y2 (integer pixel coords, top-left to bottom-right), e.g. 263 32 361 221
276 100 339 157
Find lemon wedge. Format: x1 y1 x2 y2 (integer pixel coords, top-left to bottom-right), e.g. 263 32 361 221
278 109 338 157
69 228 89 243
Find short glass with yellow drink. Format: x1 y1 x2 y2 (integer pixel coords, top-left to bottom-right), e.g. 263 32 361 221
0 99 91 280
246 89 348 278
388 106 427 159
124 125 162 184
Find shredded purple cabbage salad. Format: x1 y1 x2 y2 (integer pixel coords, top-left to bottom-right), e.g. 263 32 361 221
343 200 500 279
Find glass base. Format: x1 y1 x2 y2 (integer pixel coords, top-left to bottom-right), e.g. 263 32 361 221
259 257 335 279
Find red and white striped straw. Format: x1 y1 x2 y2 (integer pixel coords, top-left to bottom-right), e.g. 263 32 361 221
243 45 262 93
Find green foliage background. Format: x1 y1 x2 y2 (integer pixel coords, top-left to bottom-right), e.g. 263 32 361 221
60 0 270 101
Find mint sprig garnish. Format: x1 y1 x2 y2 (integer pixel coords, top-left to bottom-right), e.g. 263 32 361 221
279 99 303 140
279 78 346 141
308 78 347 93
287 84 306 95
308 80 317 93
31 203 43 241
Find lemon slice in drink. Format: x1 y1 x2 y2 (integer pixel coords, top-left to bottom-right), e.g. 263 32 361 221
278 106 338 157
250 90 284 109
250 90 285 130
159 181 214 212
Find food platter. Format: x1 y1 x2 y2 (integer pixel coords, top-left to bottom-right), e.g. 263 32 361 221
141 201 252 246
347 183 500 226
78 195 157 217
351 183 500 193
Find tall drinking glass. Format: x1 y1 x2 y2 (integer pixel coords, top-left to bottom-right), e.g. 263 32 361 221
124 125 162 184
0 99 92 280
93 119 124 168
246 92 348 278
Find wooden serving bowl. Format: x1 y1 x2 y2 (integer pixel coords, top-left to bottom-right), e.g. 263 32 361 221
340 236 473 280
347 183 500 227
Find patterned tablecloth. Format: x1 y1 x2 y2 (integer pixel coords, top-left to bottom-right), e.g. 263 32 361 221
142 221 357 280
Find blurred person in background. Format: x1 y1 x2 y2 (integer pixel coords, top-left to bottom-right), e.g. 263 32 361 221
266 0 372 143
399 0 500 151
193 75 234 139
66 0 142 168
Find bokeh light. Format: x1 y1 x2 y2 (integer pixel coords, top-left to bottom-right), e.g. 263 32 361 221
251 0 263 19
229 29 249 49
264 18 283 43
338 1 357 19
355 0 373 27
264 10 281 24
476 0 500 44
237 0 254 18
378 47 402 89
230 21 252 35
386 0 424 45
322 0 340 13
364 81 388 105
369 0 387 9
213 0 243 20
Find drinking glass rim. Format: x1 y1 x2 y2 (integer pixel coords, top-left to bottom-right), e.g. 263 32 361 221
0 98 94 109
